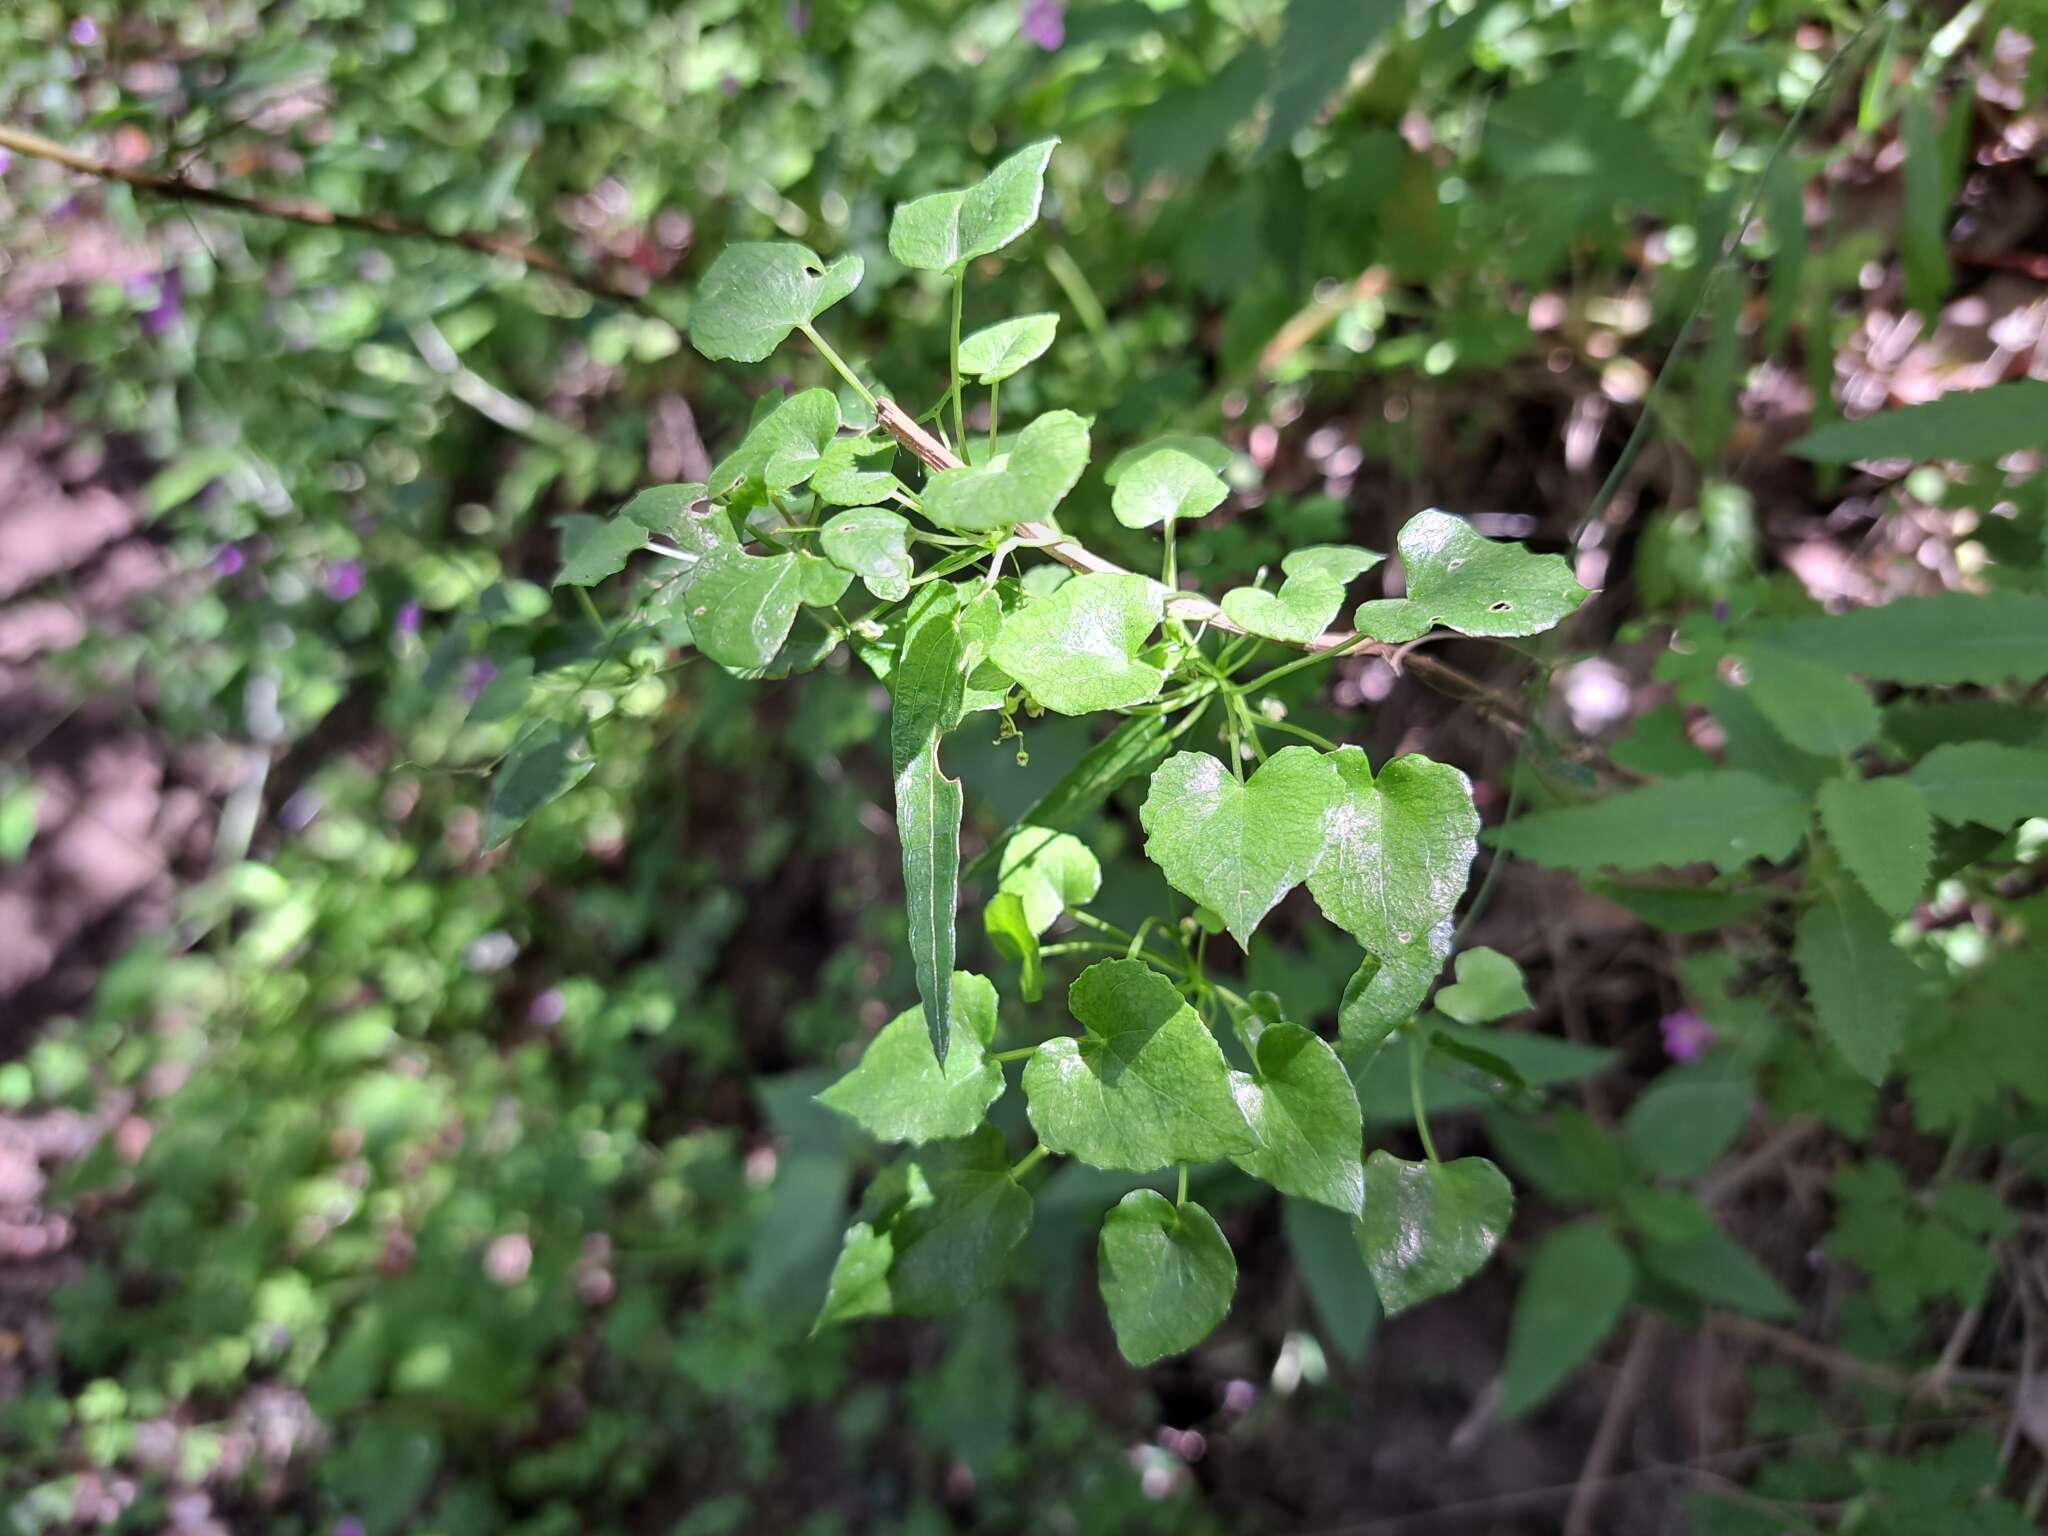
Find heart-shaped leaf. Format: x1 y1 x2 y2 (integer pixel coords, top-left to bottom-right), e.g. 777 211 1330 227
1022 958 1255 1171
820 508 915 600
959 313 1059 383
1283 544 1384 584
683 550 805 671
817 972 1004 1145
1104 433 1232 485
1229 1024 1366 1214
1353 509 1589 642
983 891 1044 1003
1139 747 1340 948
997 825 1102 935
1305 748 1478 954
988 570 1166 714
1434 947 1533 1024
921 409 1089 534
811 435 899 507
706 389 841 510
1098 1190 1237 1366
1356 1151 1513 1315
688 243 864 363
888 140 1059 271
1338 921 1453 1057
1111 447 1229 530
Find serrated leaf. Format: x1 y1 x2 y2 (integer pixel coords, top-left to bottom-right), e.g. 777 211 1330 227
1111 447 1229 530
483 723 594 850
819 507 914 600
1140 747 1340 949
1338 922 1452 1057
1791 379 2048 464
1305 748 1478 958
1353 510 1590 643
1434 947 1532 1024
681 550 805 671
1795 877 1918 1083
1818 777 1932 917
983 892 1044 1003
814 1127 1032 1328
1284 1197 1381 1361
553 513 646 587
921 409 1089 534
1740 649 1880 756
958 313 1059 383
1752 592 2048 687
1908 741 2048 830
706 389 841 507
997 826 1101 935
1098 1190 1236 1366
1622 1061 1753 1179
1022 959 1255 1171
1229 1025 1365 1214
1265 0 1403 153
817 972 1004 1144
688 243 864 363
1222 573 1347 643
1500 1220 1634 1417
1357 1152 1512 1315
1488 771 1809 875
988 569 1165 714
888 140 1058 271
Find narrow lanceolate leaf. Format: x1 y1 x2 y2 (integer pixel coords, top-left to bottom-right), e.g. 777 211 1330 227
688 243 864 363
817 973 1004 1144
1110 447 1229 530
1353 510 1590 643
988 570 1166 714
1434 947 1533 1024
887 140 1059 271
484 722 595 850
1022 959 1254 1171
1752 592 2048 687
1488 771 1809 876
921 409 1090 535
820 508 915 600
1791 378 2048 465
1818 777 1932 917
1740 649 1880 757
682 550 805 671
890 586 979 1061
1795 876 1919 1083
1338 921 1452 1057
1229 1025 1366 1214
967 715 1174 879
1356 1153 1513 1315
1097 1190 1237 1366
1306 748 1478 957
706 389 841 507
1908 741 2048 830
815 1126 1032 1328
553 513 646 587
958 313 1059 383
1500 1220 1635 1417
1140 748 1340 949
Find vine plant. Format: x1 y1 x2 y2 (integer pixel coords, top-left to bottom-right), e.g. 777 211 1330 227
508 140 1604 1365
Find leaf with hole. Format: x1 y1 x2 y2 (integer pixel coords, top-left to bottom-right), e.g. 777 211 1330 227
888 140 1059 271
682 550 805 672
688 243 864 363
820 507 915 600
1353 510 1589 642
1356 1152 1513 1315
1097 1190 1237 1366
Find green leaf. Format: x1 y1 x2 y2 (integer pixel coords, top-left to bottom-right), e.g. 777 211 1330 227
1266 0 1403 153
681 550 804 671
483 723 593 850
618 482 711 537
1908 741 2048 830
1818 777 1932 917
887 140 1059 271
1140 747 1340 949
553 513 645 587
1790 379 2048 464
988 569 1165 714
1623 1061 1753 1180
1103 433 1232 486
1795 877 1918 1083
1283 545 1384 584
958 313 1059 383
795 552 853 607
968 715 1173 880
819 507 915 600
1739 649 1880 757
1434 947 1532 1025
817 972 1004 1144
0 777 40 864
1283 1197 1381 1362
921 409 1090 534
1356 1153 1513 1315
1338 922 1452 1057
688 243 864 363
1590 882 1775 935
1752 592 2048 687
1306 748 1478 958
814 1127 1032 1327
706 389 841 505
1489 771 1809 875
811 435 899 508
997 826 1102 935
1899 89 1955 318
1222 573 1347 644
983 892 1044 1004
1353 510 1590 643
1097 1190 1237 1366
1110 447 1229 530
1500 1220 1635 1417
1022 959 1255 1171
1638 1224 1796 1320
1230 1025 1365 1214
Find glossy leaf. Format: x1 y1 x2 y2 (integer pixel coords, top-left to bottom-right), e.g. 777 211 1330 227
921 409 1089 534
810 434 898 508
988 570 1166 714
1489 771 1809 875
1795 877 1918 1083
1357 1152 1513 1315
1097 1190 1236 1366
1338 922 1452 1057
554 513 645 587
888 140 1059 271
1818 776 1932 917
983 892 1044 1003
1229 1024 1366 1214
1500 1220 1635 1417
1306 748 1478 957
1353 510 1589 643
483 722 594 850
820 507 915 600
1141 747 1339 948
1111 447 1229 530
682 551 805 671
958 313 1059 383
1433 948 1532 1025
997 825 1102 935
689 243 864 363
1022 959 1255 1171
1908 741 2048 830
817 973 1004 1144
706 389 841 506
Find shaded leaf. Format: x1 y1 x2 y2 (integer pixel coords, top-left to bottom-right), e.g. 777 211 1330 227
682 551 805 671
1908 741 2048 830
1489 771 1809 875
1791 381 2048 465
1752 592 2048 687
1500 1220 1635 1417
1284 1196 1381 1362
1357 1152 1513 1315
1741 649 1880 757
553 513 645 587
1098 1190 1236 1366
1818 776 1932 917
1623 1061 1753 1180
1795 876 1919 1083
483 723 594 850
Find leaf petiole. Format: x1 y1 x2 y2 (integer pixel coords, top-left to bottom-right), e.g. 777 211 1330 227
797 322 879 411
1408 1033 1441 1166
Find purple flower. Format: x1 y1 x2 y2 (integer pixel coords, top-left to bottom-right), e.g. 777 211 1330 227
528 987 567 1026
1020 0 1065 49
395 600 422 636
212 545 247 577
1660 1008 1714 1063
138 269 183 336
786 2 810 34
0 150 11 175
323 560 365 601
69 15 99 46
334 1521 366 1536
461 658 500 701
